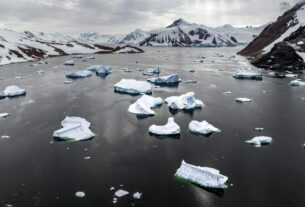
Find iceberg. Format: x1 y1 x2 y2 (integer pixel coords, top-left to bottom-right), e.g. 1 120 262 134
235 98 252 103
285 74 298 78
133 192 142 199
147 74 181 85
175 160 228 189
114 79 152 95
246 136 272 147
128 95 162 116
149 117 180 136
53 116 95 141
289 79 305 87
87 65 112 76
233 70 262 80
189 120 221 135
66 70 92 79
165 92 204 110
3 85 26 97
64 60 75 66
75 191 85 198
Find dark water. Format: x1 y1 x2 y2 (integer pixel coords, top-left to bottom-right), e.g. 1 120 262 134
0 47 305 207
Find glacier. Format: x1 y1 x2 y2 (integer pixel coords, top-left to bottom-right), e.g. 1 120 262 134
53 116 95 141
149 117 180 136
175 160 228 189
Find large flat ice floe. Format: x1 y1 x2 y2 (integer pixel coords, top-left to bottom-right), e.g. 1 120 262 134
289 79 305 87
66 70 92 79
165 92 204 110
114 79 152 95
128 95 162 116
148 74 181 85
175 160 228 189
189 120 221 135
3 85 26 97
87 65 112 76
246 136 272 147
149 117 180 136
233 69 262 80
53 116 95 141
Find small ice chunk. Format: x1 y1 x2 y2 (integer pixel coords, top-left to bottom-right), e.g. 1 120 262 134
115 189 129 197
189 69 196 73
110 187 115 191
165 92 204 110
53 116 95 141
84 156 91 160
1 135 10 139
15 76 22 79
87 65 112 72
86 56 95 59
254 127 264 131
185 80 197 83
114 79 152 95
175 160 228 189
285 74 298 78
0 113 9 118
289 79 305 87
223 91 232 95
75 191 85 198
133 192 142 199
66 70 92 79
128 95 162 116
189 120 221 135
72 55 83 59
64 80 73 84
148 74 181 85
146 67 160 74
246 136 272 147
235 98 252 103
64 60 75 66
123 68 132 72
149 117 180 136
3 85 26 97
233 70 262 80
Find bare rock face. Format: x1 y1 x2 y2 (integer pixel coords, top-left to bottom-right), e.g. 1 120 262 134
252 42 305 71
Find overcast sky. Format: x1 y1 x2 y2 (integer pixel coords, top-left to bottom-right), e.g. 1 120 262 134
0 0 301 34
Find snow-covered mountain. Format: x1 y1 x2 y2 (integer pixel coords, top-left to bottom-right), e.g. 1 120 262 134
139 19 264 47
119 29 150 44
0 29 143 65
239 1 305 71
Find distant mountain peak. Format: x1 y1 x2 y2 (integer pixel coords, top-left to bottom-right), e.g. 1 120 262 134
167 18 191 28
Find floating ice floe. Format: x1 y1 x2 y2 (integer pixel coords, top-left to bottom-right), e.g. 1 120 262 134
165 92 204 110
75 191 85 198
233 70 262 80
285 74 298 78
175 160 228 189
133 192 142 199
235 98 252 103
147 67 160 74
88 65 112 76
289 79 305 87
189 120 221 135
114 79 152 95
86 56 95 59
115 190 129 197
185 80 197 83
53 116 95 141
1 135 10 139
64 80 73 84
223 91 232 95
123 68 132 72
0 113 9 118
128 95 162 116
66 70 92 79
246 136 272 147
149 117 180 136
72 55 83 59
147 74 181 85
189 69 196 73
3 85 26 97
64 60 75 66
254 127 264 131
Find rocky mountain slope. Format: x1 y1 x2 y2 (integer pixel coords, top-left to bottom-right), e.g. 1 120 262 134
239 1 305 70
0 29 143 65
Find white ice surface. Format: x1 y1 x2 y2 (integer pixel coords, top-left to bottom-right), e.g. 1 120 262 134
189 120 221 135
165 92 204 110
128 95 162 116
149 117 180 135
114 79 152 95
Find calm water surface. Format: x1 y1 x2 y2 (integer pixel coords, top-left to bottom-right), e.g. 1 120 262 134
0 46 305 206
